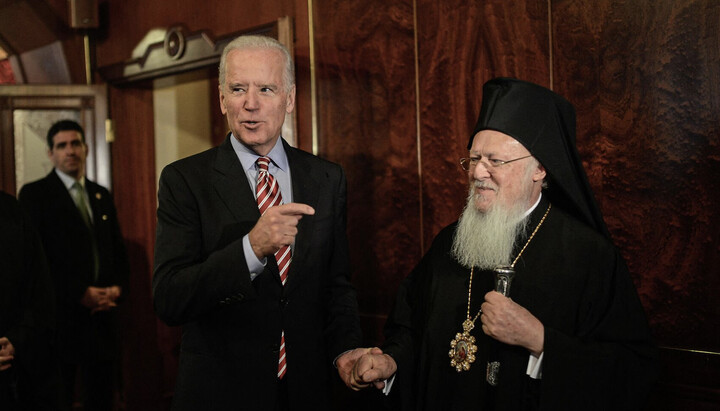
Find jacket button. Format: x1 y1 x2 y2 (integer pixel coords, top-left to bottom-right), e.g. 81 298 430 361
279 298 288 308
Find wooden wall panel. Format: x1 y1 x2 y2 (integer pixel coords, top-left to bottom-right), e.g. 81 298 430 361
553 0 720 353
415 0 551 248
96 0 296 66
108 86 165 410
313 0 419 343
552 0 720 407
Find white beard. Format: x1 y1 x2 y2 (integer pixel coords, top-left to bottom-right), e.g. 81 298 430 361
451 185 531 269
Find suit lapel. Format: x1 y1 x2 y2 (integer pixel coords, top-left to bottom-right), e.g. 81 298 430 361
47 171 87 227
212 136 262 225
84 179 105 225
211 137 319 289
284 140 319 291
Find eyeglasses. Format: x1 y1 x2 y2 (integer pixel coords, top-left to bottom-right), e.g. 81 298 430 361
459 154 533 171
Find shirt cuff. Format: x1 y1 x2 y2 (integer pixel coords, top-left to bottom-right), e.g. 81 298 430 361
381 374 396 395
526 352 544 379
243 234 266 280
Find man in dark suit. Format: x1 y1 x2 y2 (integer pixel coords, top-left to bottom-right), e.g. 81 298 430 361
0 191 63 410
153 35 364 410
19 120 130 411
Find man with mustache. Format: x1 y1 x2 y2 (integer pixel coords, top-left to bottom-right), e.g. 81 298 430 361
341 78 657 410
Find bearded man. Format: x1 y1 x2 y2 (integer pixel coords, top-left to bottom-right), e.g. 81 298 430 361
337 78 657 410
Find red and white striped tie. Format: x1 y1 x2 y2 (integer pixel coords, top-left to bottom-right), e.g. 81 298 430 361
256 156 290 379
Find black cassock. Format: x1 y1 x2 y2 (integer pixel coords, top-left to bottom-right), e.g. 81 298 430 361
382 197 657 411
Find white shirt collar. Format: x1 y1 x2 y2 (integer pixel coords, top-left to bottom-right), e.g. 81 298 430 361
522 193 543 219
55 169 84 191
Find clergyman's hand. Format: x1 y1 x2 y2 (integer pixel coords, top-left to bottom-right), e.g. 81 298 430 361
0 337 15 371
480 291 544 355
248 203 315 259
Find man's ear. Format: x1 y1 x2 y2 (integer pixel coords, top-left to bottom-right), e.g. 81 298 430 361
219 86 227 115
285 85 296 114
532 163 547 182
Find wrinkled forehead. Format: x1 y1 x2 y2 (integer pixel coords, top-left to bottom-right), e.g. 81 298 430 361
469 129 530 156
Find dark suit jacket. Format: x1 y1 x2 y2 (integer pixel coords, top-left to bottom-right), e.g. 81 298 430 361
18 171 129 364
0 191 63 409
153 137 362 411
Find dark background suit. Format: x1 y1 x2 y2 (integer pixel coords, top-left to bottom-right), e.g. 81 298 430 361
18 171 129 400
153 136 362 410
0 191 63 410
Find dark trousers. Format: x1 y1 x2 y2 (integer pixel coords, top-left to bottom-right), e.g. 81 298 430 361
277 377 289 411
0 369 20 411
61 361 114 411
1 363 65 411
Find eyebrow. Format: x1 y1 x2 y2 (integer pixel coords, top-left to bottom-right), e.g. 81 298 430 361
469 150 497 157
227 82 279 90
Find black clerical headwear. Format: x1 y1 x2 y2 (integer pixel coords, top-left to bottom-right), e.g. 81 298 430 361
470 77 610 238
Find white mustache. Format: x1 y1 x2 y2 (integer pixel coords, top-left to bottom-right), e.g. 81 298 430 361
472 180 497 191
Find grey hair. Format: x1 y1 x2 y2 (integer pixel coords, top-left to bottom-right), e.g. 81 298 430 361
526 156 549 189
218 35 294 92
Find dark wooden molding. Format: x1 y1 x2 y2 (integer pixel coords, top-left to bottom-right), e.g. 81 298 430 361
647 347 720 409
97 22 277 86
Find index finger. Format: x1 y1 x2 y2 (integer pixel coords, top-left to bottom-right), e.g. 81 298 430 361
277 203 315 216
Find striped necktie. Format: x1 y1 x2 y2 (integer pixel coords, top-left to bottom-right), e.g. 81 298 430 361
256 156 290 379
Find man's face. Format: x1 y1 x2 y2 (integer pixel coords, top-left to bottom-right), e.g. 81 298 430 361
48 130 87 179
467 130 545 213
219 48 295 156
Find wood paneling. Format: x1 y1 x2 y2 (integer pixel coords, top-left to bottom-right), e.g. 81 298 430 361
553 0 720 406
313 0 419 341
553 0 720 358
108 86 166 410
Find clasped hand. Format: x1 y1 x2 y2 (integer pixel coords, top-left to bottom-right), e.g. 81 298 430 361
81 285 122 314
0 337 15 371
337 347 397 391
248 203 315 259
480 291 544 355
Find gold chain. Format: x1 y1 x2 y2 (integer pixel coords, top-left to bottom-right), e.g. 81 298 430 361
465 204 552 322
